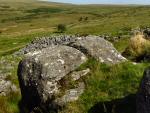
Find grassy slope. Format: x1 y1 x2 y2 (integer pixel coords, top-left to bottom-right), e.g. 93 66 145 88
61 59 150 113
0 0 150 113
1 0 150 55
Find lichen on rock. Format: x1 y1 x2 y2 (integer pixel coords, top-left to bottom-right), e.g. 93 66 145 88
18 45 88 113
17 35 126 113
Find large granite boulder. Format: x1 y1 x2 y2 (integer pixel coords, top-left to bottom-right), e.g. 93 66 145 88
137 67 150 113
67 36 126 64
17 35 126 113
15 35 126 64
18 45 88 113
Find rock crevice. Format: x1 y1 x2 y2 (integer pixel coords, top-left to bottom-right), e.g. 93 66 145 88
17 35 126 113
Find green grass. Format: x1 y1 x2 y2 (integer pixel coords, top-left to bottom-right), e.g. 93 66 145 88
62 59 149 113
1 0 150 56
1 56 148 113
0 0 150 113
113 37 130 53
1 1 150 36
0 32 54 56
0 55 21 113
0 92 21 113
1 1 150 56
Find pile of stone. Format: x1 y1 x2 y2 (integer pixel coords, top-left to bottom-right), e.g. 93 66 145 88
15 35 123 55
131 27 150 40
15 35 77 55
99 35 121 42
15 35 126 64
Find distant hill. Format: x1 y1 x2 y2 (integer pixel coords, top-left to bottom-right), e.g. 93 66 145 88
0 0 150 37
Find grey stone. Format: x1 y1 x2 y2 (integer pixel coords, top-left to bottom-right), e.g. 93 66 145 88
68 36 126 64
25 45 87 81
137 67 150 113
18 45 87 113
17 35 126 113
15 35 126 64
0 56 19 96
71 68 90 81
0 79 18 96
14 35 77 55
56 82 85 105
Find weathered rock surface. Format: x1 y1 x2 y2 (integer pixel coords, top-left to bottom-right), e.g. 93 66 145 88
18 45 88 113
15 35 126 64
67 36 126 64
0 79 17 96
15 35 123 56
70 68 90 81
137 67 150 113
56 82 85 105
15 35 77 55
17 35 126 113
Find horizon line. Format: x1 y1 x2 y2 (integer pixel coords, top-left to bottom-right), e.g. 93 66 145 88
39 0 150 5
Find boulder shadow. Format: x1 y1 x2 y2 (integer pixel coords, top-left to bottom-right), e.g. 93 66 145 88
18 97 62 113
88 94 136 113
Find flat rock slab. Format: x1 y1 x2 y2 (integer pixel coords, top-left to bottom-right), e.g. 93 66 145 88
26 45 87 81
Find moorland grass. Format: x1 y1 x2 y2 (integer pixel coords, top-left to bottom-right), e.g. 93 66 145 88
0 0 150 113
62 58 149 113
1 1 150 56
0 57 148 113
0 92 21 113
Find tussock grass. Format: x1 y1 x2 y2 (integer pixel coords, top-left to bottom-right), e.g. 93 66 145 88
123 33 150 61
128 33 147 56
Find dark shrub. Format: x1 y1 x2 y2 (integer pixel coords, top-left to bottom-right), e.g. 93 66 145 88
57 24 66 33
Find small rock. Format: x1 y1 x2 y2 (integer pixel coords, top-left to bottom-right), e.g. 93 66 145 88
71 68 90 81
0 79 18 96
56 82 85 104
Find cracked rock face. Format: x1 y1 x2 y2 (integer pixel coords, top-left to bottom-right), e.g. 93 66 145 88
137 67 150 113
68 36 126 64
18 45 87 113
17 35 126 113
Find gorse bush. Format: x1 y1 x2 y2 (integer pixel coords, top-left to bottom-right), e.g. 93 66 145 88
57 24 67 33
78 17 83 22
26 7 63 14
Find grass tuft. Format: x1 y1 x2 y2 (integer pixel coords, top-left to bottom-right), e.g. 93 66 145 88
63 59 149 113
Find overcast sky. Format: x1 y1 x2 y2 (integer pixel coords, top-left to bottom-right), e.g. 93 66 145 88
41 0 150 4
